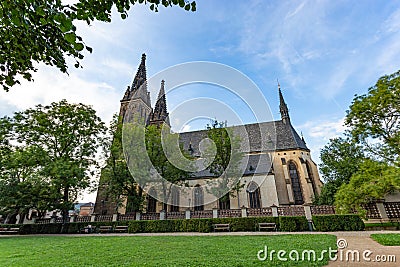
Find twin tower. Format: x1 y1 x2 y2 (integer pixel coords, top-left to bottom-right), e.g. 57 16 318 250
119 53 170 128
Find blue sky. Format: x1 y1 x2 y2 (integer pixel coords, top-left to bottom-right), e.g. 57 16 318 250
1 0 400 199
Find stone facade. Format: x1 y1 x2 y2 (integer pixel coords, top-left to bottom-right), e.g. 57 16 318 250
94 54 323 215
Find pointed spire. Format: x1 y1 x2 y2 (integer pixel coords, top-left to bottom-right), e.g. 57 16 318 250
278 81 290 124
149 80 170 127
301 131 306 144
131 53 147 92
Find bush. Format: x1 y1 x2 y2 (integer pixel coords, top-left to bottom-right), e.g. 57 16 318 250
128 217 283 233
278 216 309 232
1 221 127 235
312 215 365 231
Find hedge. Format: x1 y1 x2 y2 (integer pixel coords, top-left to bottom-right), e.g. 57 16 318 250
1 214 365 234
0 221 129 235
312 214 365 231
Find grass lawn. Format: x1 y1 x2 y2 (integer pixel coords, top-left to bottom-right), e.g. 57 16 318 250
370 233 400 246
0 234 336 266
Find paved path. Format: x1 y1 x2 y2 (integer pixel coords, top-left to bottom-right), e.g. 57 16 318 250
326 231 399 267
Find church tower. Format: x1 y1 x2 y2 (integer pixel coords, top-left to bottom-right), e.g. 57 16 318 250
120 53 152 124
149 80 170 127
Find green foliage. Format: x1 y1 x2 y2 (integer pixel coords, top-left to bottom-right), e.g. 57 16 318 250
371 234 400 246
345 69 400 165
312 215 365 231
315 137 366 205
0 0 196 91
278 216 309 232
0 100 106 221
100 115 143 212
334 159 400 216
203 120 245 205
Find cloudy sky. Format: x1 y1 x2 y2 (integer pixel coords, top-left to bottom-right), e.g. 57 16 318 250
1 0 400 200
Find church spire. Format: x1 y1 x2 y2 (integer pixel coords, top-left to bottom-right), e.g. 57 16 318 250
150 80 170 127
131 53 147 92
278 81 290 124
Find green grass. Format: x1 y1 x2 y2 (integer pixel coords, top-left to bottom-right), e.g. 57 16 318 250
0 235 336 266
371 233 400 246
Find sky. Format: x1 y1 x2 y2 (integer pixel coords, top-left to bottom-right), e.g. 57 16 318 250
1 0 400 201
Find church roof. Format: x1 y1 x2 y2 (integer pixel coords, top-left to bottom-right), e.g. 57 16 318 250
178 120 308 156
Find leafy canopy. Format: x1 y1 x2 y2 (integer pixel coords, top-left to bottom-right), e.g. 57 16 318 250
345 69 400 165
0 0 196 91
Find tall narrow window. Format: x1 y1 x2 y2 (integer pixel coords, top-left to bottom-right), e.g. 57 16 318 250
218 193 230 210
247 182 261 209
146 188 157 212
193 186 204 211
306 162 318 198
170 187 180 212
288 162 304 205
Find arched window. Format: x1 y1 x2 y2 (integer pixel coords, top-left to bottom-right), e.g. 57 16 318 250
247 182 261 209
193 186 204 211
146 188 157 212
306 162 318 198
288 162 304 205
218 193 230 210
170 187 180 212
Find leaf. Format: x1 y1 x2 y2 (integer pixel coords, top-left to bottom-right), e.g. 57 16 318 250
74 43 84 51
65 33 76 44
86 46 93 53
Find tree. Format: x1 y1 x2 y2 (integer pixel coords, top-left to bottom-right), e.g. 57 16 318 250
0 145 52 224
99 115 144 213
345 70 400 165
0 0 196 91
335 159 400 217
314 137 366 205
7 100 106 223
144 124 191 211
203 120 245 209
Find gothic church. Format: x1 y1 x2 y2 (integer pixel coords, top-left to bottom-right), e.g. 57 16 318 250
94 54 323 214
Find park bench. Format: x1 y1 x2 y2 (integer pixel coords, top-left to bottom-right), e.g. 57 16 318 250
258 222 277 232
99 226 113 233
114 226 129 233
213 223 230 232
0 227 20 234
80 225 96 234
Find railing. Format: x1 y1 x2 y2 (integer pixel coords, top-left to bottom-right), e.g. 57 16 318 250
141 212 160 220
218 209 242 218
28 202 400 225
119 213 136 221
75 216 91 223
36 218 51 224
383 202 400 219
247 208 272 217
95 215 113 222
166 211 185 220
362 203 381 219
310 205 335 215
191 210 213 219
278 206 305 216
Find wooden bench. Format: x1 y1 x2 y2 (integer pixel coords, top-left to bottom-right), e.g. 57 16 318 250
0 227 20 234
98 226 113 233
258 222 277 232
114 226 129 233
213 223 230 232
80 226 96 234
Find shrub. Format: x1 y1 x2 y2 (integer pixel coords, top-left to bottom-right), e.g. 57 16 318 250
312 215 365 231
278 216 309 232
